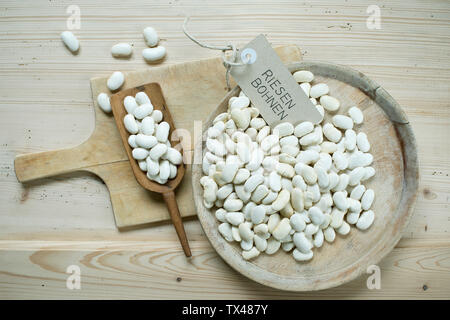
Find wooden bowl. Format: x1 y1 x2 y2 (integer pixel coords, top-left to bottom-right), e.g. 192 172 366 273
192 62 419 291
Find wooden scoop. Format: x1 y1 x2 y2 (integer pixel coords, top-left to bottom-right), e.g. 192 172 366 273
110 83 191 257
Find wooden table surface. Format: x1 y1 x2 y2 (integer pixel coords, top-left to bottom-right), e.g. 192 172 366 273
0 0 449 299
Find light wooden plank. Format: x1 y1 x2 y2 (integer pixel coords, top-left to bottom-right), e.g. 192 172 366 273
0 244 448 299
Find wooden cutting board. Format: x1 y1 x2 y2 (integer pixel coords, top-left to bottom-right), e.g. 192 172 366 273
14 45 302 228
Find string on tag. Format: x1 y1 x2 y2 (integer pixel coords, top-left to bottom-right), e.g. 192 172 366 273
182 17 253 90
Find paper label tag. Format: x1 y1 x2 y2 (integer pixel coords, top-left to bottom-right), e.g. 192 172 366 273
230 34 322 127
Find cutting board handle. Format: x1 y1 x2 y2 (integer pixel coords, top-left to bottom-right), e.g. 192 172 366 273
14 145 87 182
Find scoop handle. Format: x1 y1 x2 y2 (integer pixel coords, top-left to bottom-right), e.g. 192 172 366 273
163 191 192 257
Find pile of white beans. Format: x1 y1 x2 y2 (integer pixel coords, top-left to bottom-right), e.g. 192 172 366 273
200 70 375 262
122 91 183 184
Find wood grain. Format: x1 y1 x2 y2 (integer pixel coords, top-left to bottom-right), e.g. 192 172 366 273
0 0 449 299
0 242 449 299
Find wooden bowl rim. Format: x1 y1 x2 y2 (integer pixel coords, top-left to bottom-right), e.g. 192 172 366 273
192 61 419 291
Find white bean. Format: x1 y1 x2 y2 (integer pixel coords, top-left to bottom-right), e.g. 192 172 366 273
308 206 325 226
293 232 313 253
356 210 375 230
231 226 242 242
272 218 292 241
361 189 375 210
313 229 324 248
149 143 167 160
165 147 181 165
274 122 294 138
111 43 132 58
250 117 266 130
251 205 266 224
344 129 357 151
107 71 124 91
133 103 154 120
330 208 345 229
332 115 353 130
261 135 279 152
272 189 290 211
61 31 79 52
97 93 111 113
143 27 159 47
223 199 243 212
304 223 319 236
362 166 376 181
349 167 366 186
146 157 159 176
169 163 177 179
267 214 280 234
350 185 366 200
297 150 319 165
324 226 336 242
323 123 342 143
151 110 163 123
348 106 364 124
346 211 360 225
348 152 373 169
128 135 138 148
356 132 371 152
215 208 227 222
124 96 138 114
230 96 250 110
336 221 351 235
155 121 170 142
315 166 329 189
138 160 147 171
294 121 314 137
293 248 313 261
276 163 295 178
244 174 264 193
226 211 244 226
159 160 170 180
233 168 250 184
320 95 340 111
123 114 138 134
251 185 269 204
266 238 281 255
332 191 349 211
135 92 151 105
239 222 254 242
218 222 234 242
142 46 166 62
136 134 157 149
300 82 311 96
254 235 268 252
132 148 149 160
141 117 155 135
293 70 314 83
321 141 337 154
231 108 250 130
310 83 329 98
